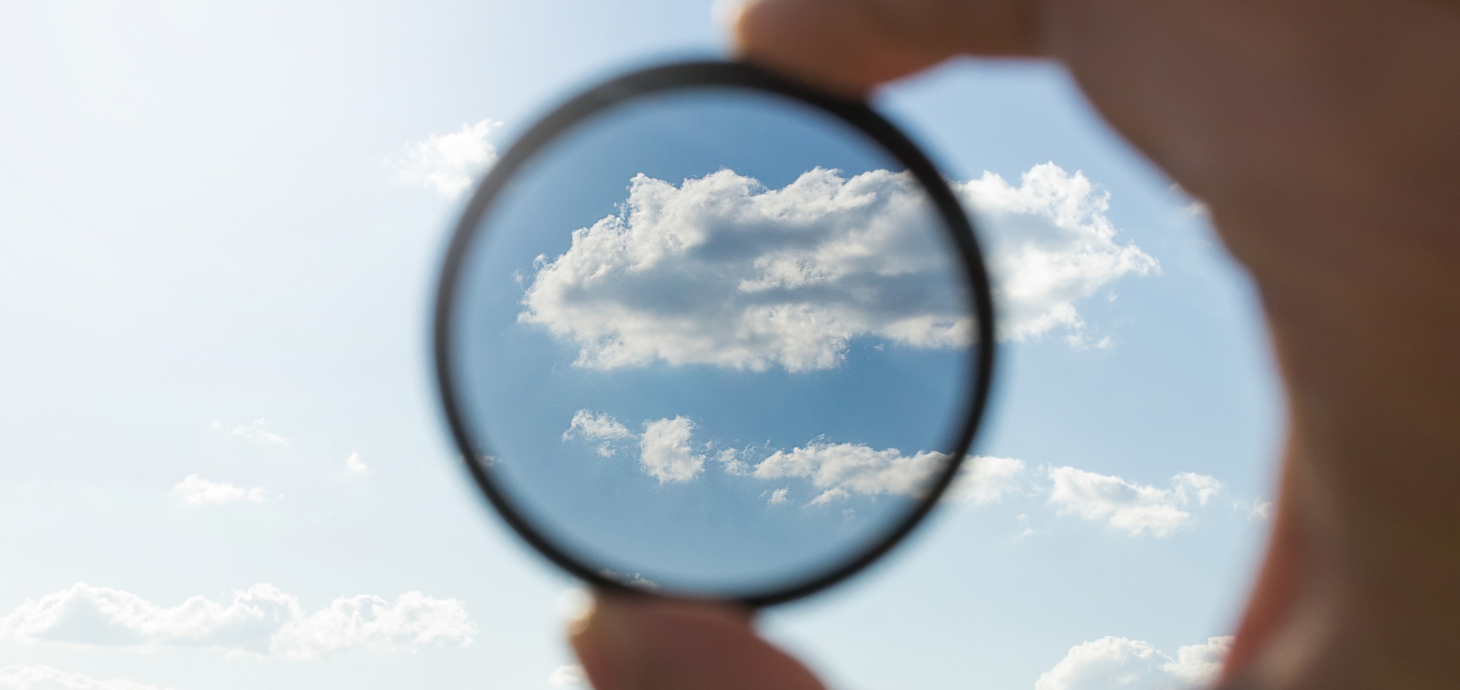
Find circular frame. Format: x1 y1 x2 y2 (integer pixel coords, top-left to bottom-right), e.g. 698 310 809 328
433 60 997 607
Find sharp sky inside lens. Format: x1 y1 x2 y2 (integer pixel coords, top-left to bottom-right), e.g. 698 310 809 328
442 87 981 596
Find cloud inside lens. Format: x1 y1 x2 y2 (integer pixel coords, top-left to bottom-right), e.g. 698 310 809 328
521 167 971 372
563 409 983 504
520 164 1155 371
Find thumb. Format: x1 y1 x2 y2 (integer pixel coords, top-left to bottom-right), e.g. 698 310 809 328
732 0 1043 96
569 594 827 690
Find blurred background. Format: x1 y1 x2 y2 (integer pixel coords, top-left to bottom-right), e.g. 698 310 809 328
0 1 1281 688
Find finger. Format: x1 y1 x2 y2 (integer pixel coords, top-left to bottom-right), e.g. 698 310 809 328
569 594 827 690
732 0 1043 96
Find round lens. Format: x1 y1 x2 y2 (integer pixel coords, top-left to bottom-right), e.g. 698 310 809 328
436 63 994 604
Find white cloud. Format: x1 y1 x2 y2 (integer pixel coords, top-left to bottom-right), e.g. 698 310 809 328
638 417 705 484
345 452 369 474
209 419 289 447
547 665 586 686
0 583 473 658
753 442 948 505
562 410 952 501
520 168 973 372
1164 637 1232 686
562 411 632 442
518 164 1154 373
391 119 501 199
959 164 1159 344
560 411 707 483
0 666 168 690
1234 498 1273 522
171 475 269 506
1046 467 1223 537
1035 636 1231 690
947 455 1027 504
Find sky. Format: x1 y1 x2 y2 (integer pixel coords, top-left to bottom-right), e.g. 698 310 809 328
0 1 1282 689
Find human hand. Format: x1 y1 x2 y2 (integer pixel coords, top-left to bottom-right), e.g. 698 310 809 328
571 1 1460 688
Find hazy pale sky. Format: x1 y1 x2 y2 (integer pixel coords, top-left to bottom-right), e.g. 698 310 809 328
0 1 1281 689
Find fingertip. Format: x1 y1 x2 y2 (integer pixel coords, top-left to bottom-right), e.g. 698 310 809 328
732 0 943 97
569 593 825 690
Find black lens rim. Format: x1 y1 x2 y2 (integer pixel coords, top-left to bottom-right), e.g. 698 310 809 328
433 60 997 608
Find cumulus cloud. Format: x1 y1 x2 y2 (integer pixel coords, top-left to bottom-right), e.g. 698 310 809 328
562 410 634 459
638 417 705 483
391 119 501 198
518 164 1154 372
947 455 1027 504
753 442 948 505
1046 467 1223 537
561 409 953 501
0 666 168 690
547 665 586 686
560 412 1225 535
209 419 289 447
959 164 1159 344
560 411 709 483
563 410 632 441
1035 636 1231 690
520 167 972 372
0 583 473 658
171 475 269 505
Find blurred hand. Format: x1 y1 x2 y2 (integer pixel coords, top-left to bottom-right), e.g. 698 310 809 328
571 1 1460 688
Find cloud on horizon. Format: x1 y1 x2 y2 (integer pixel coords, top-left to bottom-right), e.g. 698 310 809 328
1035 635 1231 690
0 665 168 690
0 583 474 659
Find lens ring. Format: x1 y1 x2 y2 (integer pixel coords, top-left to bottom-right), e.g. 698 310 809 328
433 60 997 607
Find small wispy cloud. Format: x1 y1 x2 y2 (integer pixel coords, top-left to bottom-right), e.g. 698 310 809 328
1234 498 1273 522
171 474 270 506
345 452 369 475
210 419 290 447
390 119 501 199
1046 467 1223 537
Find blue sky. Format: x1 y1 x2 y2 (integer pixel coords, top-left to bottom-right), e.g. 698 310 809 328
0 1 1281 689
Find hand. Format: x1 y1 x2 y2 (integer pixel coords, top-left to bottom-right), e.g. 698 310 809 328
570 596 824 690
571 1 1460 688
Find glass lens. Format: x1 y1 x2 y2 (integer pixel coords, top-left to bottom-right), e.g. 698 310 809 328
442 86 981 598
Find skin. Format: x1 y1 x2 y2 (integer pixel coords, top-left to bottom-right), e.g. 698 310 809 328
569 0 1460 688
